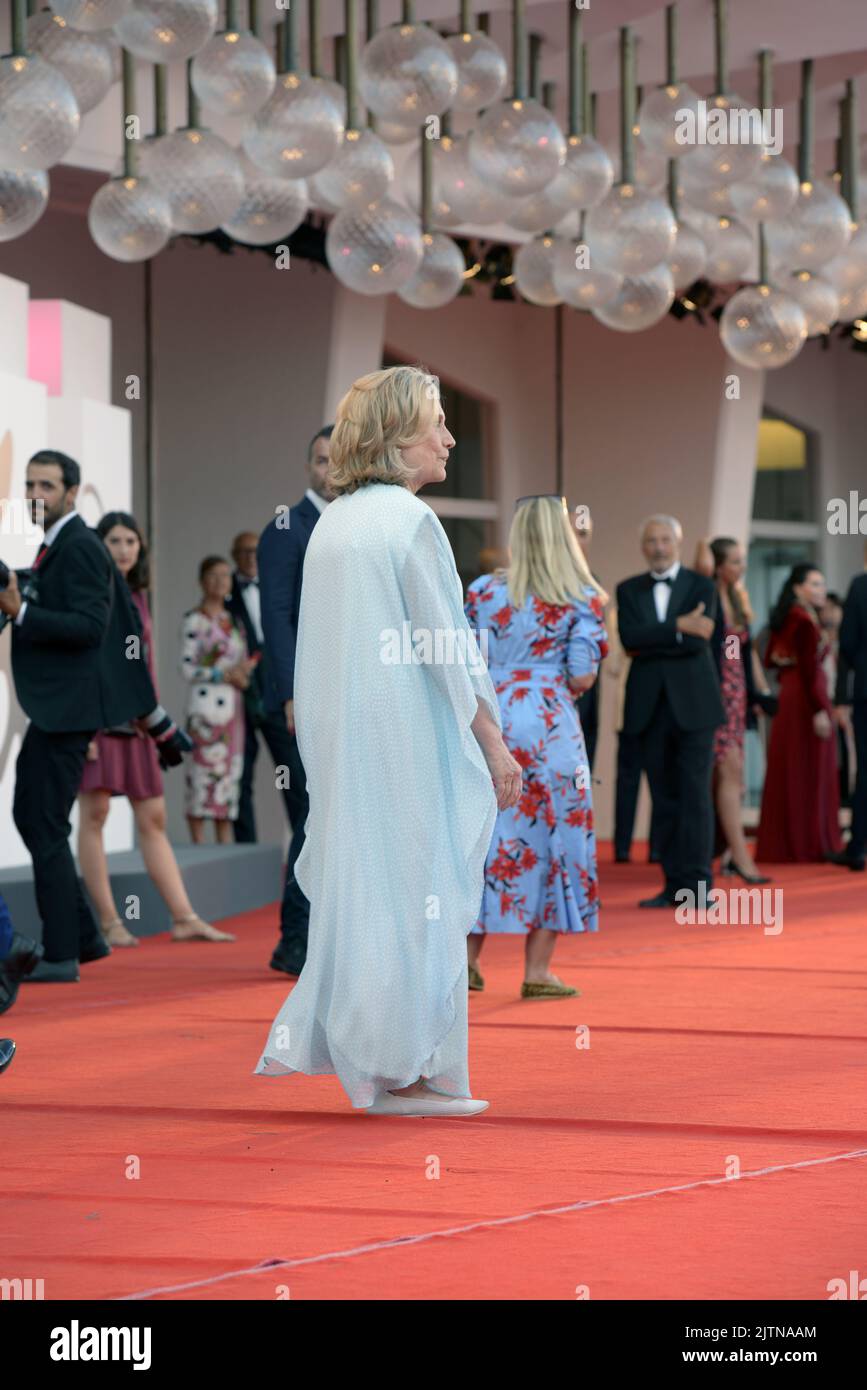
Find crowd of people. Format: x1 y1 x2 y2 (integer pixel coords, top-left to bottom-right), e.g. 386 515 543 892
0 365 865 1108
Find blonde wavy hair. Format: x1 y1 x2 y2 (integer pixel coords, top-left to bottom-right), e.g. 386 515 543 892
327 364 440 496
504 496 608 608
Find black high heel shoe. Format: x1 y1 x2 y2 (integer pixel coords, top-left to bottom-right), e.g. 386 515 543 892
721 861 771 885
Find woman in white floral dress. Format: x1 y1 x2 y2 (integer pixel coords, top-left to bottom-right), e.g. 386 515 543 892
180 556 253 844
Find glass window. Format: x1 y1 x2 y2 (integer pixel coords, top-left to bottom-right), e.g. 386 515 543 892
381 352 496 589
751 416 813 523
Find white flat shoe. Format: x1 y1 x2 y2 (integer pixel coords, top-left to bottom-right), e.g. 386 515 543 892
364 1092 490 1117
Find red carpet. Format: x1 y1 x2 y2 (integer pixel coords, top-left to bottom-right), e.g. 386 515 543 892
3 847 866 1301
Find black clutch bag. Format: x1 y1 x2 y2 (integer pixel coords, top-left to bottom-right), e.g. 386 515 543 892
755 692 778 717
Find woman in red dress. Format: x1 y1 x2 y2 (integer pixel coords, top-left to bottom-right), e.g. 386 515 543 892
78 513 234 946
756 564 843 863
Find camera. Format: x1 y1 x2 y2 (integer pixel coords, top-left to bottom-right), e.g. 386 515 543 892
0 561 37 633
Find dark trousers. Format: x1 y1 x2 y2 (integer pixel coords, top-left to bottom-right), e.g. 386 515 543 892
0 891 13 959
848 700 867 859
234 708 304 844
614 728 663 861
12 725 100 962
278 732 310 953
638 693 716 898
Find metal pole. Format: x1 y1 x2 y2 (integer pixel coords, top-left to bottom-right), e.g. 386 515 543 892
153 65 167 137
620 27 635 185
123 49 138 178
665 3 677 86
798 58 813 184
569 4 582 137
713 0 727 95
512 0 528 101
345 0 358 130
309 0 320 76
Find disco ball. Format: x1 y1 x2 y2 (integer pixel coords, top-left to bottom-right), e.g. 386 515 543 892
728 153 799 224
824 224 867 295
585 183 676 274
360 23 458 123
27 11 117 115
638 81 703 159
432 132 516 224
719 283 807 368
507 181 574 234
309 128 393 211
0 166 50 241
562 135 614 210
777 270 839 337
508 135 614 232
88 175 172 260
143 127 243 232
679 156 737 216
446 29 508 112
836 281 867 321
0 53 80 171
514 234 562 306
220 161 308 244
326 196 424 294
703 216 752 282
551 236 622 309
769 182 852 272
374 118 418 145
667 221 707 288
191 29 275 116
403 137 462 227
592 262 675 331
469 98 566 197
682 93 763 183
115 0 218 64
243 73 345 178
397 231 465 307
48 0 131 31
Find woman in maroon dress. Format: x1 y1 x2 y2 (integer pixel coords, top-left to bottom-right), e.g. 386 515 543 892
756 564 843 863
78 513 234 946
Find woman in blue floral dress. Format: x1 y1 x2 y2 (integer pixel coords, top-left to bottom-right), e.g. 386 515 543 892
465 496 609 998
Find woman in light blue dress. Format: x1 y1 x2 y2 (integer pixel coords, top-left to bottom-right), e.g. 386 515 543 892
465 496 608 997
254 366 522 1117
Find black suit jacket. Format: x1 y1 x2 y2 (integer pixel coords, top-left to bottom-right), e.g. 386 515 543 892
11 513 157 733
840 572 867 703
617 565 724 734
257 495 322 712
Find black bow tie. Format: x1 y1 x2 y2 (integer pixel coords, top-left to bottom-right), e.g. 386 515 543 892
239 577 258 589
651 574 674 586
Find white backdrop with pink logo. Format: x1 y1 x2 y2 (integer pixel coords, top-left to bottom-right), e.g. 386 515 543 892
0 272 134 869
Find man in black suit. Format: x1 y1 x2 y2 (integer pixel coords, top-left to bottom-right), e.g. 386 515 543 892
831 568 867 871
616 515 724 908
0 451 189 980
257 425 334 975
227 530 297 844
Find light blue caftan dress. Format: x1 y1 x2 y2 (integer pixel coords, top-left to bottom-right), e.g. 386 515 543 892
465 575 608 935
255 482 500 1108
